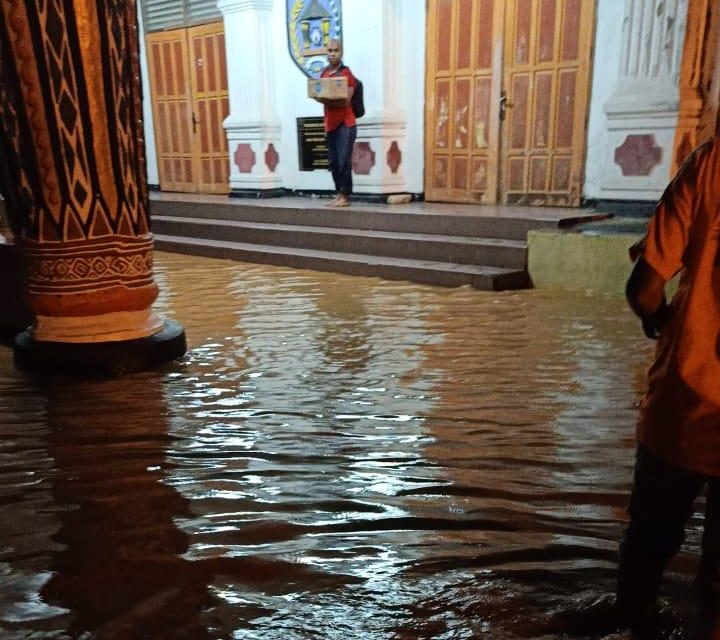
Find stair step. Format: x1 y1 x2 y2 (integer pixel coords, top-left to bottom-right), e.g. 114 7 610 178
152 216 527 268
153 235 530 291
149 199 558 241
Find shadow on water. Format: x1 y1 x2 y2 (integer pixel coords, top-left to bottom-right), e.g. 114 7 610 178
9 373 359 639
0 254 705 638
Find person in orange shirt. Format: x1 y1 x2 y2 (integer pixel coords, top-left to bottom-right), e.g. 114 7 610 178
619 137 720 638
314 39 357 208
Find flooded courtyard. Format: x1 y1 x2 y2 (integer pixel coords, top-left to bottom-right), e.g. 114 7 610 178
0 253 701 639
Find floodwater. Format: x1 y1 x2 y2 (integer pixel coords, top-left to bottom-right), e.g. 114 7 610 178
0 253 702 639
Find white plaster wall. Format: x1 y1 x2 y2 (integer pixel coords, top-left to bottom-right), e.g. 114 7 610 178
399 0 426 194
137 6 159 188
583 0 625 201
272 0 426 194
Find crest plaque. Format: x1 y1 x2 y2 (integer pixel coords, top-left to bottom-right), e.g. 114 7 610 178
287 0 342 78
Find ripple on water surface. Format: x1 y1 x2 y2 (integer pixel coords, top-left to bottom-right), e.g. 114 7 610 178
0 253 698 639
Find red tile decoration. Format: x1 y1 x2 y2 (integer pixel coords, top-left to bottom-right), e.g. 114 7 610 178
614 134 663 176
387 141 402 174
265 143 279 173
352 142 375 175
234 143 256 173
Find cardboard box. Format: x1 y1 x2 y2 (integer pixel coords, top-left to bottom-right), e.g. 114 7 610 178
307 77 348 100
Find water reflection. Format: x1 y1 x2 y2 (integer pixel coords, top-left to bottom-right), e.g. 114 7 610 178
40 374 213 638
0 253 705 638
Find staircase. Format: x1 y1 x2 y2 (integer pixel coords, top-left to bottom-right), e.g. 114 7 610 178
151 197 586 291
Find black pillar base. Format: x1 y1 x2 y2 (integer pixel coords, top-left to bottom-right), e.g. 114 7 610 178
229 188 287 199
0 241 33 342
14 320 187 375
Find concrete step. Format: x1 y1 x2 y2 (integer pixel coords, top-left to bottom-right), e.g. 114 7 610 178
152 216 527 269
149 199 557 241
153 234 531 291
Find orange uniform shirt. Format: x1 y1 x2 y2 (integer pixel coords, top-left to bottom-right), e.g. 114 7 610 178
636 137 720 476
320 65 357 133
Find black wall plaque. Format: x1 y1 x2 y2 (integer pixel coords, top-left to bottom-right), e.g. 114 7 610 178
297 117 329 171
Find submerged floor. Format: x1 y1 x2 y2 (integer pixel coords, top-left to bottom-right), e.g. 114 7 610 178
0 253 701 639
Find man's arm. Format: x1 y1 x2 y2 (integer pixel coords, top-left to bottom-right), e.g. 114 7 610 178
314 86 354 108
626 257 671 339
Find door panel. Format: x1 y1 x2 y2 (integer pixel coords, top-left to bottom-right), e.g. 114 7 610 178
425 0 503 203
501 0 594 206
188 23 229 194
147 30 195 192
425 0 594 206
146 23 229 194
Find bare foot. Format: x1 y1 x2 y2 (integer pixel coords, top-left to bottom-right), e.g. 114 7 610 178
333 195 350 207
325 196 340 207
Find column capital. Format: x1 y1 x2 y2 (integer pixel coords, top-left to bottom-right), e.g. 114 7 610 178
217 0 273 15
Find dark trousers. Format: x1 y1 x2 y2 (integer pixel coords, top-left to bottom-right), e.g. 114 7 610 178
617 445 720 628
326 124 356 195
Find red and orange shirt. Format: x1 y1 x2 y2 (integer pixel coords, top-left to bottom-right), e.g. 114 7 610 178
320 64 357 133
636 137 720 476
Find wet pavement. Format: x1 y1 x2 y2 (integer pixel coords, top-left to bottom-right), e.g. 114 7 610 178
0 253 702 639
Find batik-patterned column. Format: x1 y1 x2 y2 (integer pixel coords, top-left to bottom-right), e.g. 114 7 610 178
218 0 283 197
0 0 185 370
349 0 407 195
600 0 688 200
671 0 720 171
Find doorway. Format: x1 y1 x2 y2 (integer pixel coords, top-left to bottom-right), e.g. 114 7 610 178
146 22 230 194
424 0 595 206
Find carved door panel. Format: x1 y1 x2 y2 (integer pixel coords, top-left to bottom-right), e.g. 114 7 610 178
425 0 504 204
425 0 594 206
146 23 229 194
147 29 195 192
187 23 230 194
501 0 595 206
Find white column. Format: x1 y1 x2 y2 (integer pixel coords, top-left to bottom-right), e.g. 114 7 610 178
218 0 283 195
137 7 159 188
345 0 408 194
600 0 688 200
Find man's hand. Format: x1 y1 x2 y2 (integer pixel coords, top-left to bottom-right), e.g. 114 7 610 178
640 299 671 339
626 257 670 339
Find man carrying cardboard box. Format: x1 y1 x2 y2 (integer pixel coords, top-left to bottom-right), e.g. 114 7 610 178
312 39 358 207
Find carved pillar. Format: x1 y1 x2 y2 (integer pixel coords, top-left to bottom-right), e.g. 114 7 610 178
0 1 185 372
219 0 283 197
600 0 688 200
671 0 720 171
349 0 408 194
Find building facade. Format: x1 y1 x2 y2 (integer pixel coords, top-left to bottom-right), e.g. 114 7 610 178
137 0 720 207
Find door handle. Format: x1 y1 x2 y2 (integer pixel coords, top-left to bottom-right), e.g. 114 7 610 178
192 112 198 134
499 91 512 121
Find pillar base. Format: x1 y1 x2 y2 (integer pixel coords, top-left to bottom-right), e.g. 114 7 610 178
14 320 187 375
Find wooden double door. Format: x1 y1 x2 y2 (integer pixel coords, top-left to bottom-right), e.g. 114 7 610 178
425 0 595 206
146 22 229 194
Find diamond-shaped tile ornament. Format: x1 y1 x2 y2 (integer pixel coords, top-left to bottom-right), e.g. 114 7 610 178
387 141 402 174
614 134 663 177
265 144 279 173
234 144 256 174
352 142 375 176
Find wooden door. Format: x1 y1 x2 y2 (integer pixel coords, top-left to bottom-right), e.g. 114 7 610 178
147 29 195 192
146 23 229 194
425 0 595 206
425 0 504 204
501 0 595 206
188 23 230 194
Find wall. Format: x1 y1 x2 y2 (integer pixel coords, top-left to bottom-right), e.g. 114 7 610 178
272 0 426 195
528 230 641 296
583 0 625 201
